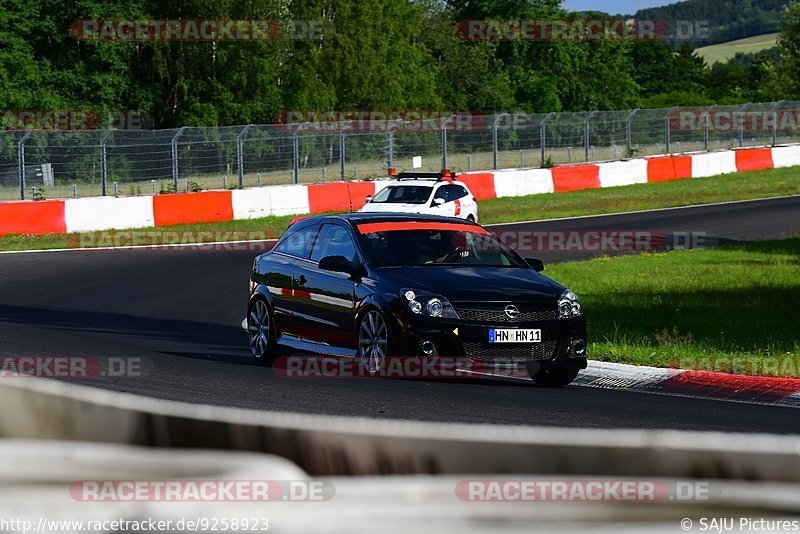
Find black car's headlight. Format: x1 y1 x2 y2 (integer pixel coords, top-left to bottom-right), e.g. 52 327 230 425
402 289 460 319
558 290 583 319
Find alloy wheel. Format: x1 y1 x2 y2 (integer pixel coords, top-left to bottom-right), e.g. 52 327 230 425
358 310 388 374
248 299 271 360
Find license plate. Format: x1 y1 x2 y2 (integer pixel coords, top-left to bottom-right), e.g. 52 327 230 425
488 328 542 343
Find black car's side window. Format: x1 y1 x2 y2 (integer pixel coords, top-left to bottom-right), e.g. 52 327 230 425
310 224 357 263
274 225 317 259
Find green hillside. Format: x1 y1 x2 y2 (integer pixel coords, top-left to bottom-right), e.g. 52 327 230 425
696 33 779 65
635 0 784 46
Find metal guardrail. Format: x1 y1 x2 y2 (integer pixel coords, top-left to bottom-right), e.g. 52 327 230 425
1 101 798 201
3 376 800 481
4 439 800 533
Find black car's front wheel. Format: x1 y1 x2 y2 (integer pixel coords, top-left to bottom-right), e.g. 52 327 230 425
358 309 389 375
248 298 276 363
530 367 579 387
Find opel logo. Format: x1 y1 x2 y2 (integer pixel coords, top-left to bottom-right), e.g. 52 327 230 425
504 305 520 319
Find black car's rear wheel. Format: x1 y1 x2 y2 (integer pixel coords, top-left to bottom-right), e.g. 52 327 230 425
248 298 275 363
358 309 388 375
530 367 579 387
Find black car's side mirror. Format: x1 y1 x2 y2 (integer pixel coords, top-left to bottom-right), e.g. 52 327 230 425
319 255 359 276
525 257 545 272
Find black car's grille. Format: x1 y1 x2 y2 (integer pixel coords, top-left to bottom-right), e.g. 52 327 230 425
462 340 558 363
455 306 557 323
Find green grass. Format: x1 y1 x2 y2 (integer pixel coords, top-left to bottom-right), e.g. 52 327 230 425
696 33 778 65
546 239 800 377
1 164 798 252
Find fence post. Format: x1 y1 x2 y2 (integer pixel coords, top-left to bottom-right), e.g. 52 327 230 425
583 111 598 162
292 132 300 184
772 110 778 146
17 131 33 200
625 109 639 151
441 116 454 170
99 129 114 196
171 126 187 190
339 131 346 180
386 130 394 169
740 103 752 147
664 107 676 154
770 100 784 146
540 112 554 167
236 125 252 187
492 114 506 170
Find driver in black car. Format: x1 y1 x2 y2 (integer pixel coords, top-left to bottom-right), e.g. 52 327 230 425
428 231 468 264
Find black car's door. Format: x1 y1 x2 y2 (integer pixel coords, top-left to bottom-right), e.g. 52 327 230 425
291 222 360 349
265 222 319 337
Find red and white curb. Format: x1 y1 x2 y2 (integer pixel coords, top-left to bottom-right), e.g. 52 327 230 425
575 361 800 407
479 360 800 407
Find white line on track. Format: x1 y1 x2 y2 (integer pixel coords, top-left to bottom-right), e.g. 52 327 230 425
0 238 278 255
485 194 800 227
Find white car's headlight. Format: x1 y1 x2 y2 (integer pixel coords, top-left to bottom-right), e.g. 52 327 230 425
558 290 583 319
402 289 459 319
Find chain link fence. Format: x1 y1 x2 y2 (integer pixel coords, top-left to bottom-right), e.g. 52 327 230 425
1 101 798 201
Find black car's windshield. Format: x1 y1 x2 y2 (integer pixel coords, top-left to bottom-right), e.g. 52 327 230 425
358 223 526 268
370 185 433 204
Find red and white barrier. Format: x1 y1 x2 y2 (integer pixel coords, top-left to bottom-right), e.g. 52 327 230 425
1 145 798 236
772 145 800 168
690 151 737 178
598 159 648 188
493 169 553 197
65 196 154 232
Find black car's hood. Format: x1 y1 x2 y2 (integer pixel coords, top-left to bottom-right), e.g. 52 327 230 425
377 266 562 303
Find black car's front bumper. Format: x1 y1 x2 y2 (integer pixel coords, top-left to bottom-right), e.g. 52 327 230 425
393 312 588 372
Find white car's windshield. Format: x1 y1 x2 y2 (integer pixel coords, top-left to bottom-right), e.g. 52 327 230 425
370 185 433 204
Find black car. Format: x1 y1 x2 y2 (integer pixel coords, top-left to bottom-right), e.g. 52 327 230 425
247 213 587 386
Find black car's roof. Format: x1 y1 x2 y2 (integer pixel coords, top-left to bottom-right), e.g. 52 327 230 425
297 212 481 227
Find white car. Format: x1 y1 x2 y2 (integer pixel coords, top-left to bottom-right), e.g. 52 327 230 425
359 171 479 222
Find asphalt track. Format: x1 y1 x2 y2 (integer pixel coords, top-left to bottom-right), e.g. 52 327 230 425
1 196 799 433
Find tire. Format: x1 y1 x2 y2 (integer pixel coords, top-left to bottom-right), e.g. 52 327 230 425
530 367 579 387
357 308 389 376
247 297 277 364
